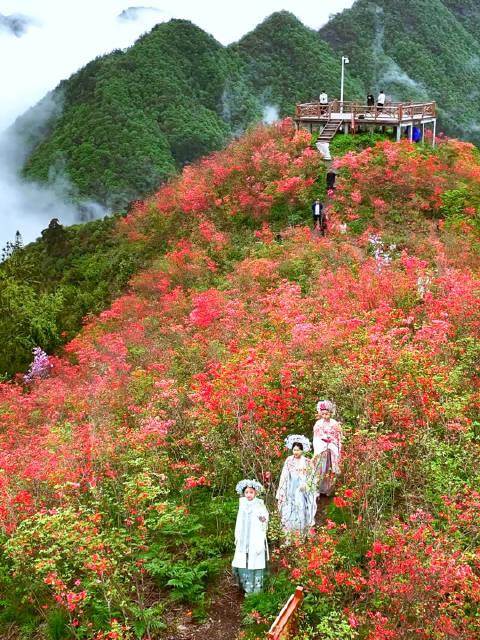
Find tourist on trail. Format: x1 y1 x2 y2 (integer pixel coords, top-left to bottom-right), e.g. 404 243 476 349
313 400 342 496
326 170 336 191
377 90 386 111
319 90 328 115
276 435 316 534
311 199 327 236
232 479 269 594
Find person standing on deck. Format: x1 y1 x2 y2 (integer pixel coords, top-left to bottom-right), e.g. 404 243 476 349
319 90 328 115
377 90 386 112
232 479 269 594
367 93 375 115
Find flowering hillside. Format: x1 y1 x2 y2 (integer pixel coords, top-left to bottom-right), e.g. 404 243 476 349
1 122 480 639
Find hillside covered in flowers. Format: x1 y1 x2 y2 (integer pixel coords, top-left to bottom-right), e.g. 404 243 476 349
1 121 480 639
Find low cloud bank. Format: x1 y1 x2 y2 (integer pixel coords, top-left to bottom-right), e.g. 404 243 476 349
262 105 280 124
118 6 164 22
0 13 35 37
0 95 108 249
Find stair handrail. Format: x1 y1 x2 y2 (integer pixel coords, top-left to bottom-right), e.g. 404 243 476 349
267 585 304 640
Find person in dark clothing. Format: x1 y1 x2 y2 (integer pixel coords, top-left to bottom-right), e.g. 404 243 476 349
311 199 327 236
366 93 375 116
412 126 422 143
326 171 336 191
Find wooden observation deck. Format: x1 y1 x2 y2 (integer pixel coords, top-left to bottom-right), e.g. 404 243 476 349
295 100 437 145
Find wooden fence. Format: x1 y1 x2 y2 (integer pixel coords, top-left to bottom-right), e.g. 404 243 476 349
295 101 436 123
267 586 304 640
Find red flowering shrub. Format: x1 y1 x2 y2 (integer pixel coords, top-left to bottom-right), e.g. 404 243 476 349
1 122 480 636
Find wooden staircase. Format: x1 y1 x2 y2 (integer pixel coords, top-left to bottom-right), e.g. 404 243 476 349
318 120 343 142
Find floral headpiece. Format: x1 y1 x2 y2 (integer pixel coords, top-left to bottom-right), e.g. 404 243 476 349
316 400 336 415
235 479 264 496
284 434 311 452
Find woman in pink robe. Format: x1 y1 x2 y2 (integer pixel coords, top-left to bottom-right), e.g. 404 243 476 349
312 400 342 496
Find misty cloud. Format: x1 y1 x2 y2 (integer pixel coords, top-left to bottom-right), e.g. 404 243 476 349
0 1 173 132
380 61 428 94
118 6 164 22
465 54 480 72
262 105 280 124
0 94 108 248
0 13 35 37
368 4 427 99
371 4 384 57
463 120 480 134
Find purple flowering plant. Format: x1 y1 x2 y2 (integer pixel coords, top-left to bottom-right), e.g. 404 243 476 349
24 347 52 383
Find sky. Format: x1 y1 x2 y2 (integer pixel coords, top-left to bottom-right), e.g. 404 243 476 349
0 0 355 246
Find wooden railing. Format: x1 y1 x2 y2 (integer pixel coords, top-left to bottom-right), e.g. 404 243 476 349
296 101 436 122
267 586 304 640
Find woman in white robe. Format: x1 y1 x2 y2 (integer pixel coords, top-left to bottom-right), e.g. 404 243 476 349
313 400 342 496
276 435 316 533
232 479 269 594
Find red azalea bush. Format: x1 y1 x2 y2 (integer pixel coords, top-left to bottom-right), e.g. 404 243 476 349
0 122 480 637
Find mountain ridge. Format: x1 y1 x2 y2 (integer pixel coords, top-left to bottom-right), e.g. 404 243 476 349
10 1 480 214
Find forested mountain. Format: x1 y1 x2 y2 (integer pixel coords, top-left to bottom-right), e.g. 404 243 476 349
17 19 259 211
233 11 364 115
11 1 480 212
443 0 480 41
15 12 358 212
320 0 480 140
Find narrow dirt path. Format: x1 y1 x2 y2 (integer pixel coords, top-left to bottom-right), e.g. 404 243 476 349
315 494 333 527
164 570 243 640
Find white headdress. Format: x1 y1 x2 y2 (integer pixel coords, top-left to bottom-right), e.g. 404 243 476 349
284 434 311 452
316 399 336 415
235 479 264 496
